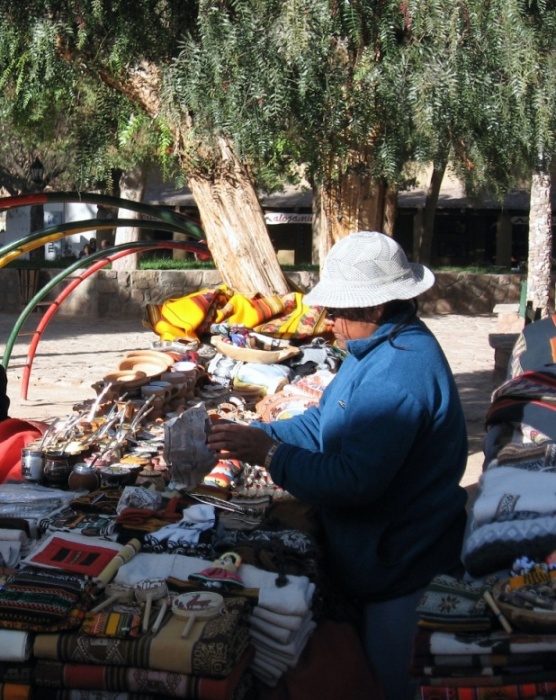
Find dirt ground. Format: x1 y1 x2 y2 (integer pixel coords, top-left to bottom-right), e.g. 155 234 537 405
0 311 499 491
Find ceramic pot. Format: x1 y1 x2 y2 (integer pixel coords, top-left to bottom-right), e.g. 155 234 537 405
68 463 101 492
43 452 73 489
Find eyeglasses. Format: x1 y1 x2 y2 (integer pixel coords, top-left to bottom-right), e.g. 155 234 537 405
326 307 368 322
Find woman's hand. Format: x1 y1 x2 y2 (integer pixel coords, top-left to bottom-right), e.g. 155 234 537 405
207 420 277 467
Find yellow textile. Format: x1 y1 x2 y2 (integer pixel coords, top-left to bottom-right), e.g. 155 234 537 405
145 287 329 342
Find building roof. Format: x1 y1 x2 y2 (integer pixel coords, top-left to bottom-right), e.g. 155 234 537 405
143 166 536 212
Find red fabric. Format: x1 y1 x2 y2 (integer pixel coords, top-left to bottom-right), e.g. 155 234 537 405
259 618 386 700
0 418 46 483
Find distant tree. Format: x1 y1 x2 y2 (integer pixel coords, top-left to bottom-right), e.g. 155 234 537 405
0 1 289 295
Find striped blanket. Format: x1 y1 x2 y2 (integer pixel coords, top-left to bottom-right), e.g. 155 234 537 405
144 285 329 343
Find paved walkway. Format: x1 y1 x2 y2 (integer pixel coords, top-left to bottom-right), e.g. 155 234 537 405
0 311 500 490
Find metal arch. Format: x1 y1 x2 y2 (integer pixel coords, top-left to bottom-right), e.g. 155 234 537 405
15 240 204 400
2 239 208 374
0 192 203 237
0 218 200 268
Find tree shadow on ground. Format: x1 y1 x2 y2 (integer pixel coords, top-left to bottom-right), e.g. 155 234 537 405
453 368 498 458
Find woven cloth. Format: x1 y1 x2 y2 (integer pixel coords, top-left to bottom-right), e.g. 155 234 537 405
0 566 95 632
34 596 251 678
144 285 328 343
32 645 255 699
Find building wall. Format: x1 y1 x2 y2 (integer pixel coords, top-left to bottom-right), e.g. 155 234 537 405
0 268 524 318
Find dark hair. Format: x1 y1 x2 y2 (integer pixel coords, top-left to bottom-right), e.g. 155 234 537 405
382 299 418 345
327 299 418 345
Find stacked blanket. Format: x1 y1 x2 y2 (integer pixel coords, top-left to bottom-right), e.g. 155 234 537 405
113 552 316 686
410 575 556 699
413 627 556 699
32 596 253 699
461 371 556 577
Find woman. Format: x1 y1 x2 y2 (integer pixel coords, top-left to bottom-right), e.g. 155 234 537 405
208 231 468 700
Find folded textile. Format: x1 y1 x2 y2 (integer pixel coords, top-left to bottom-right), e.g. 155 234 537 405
0 682 32 699
34 596 251 678
143 504 215 550
255 647 290 674
21 532 125 577
251 605 305 632
114 553 315 617
249 614 296 645
257 581 315 617
213 527 319 579
0 483 75 521
216 495 270 532
415 575 497 631
0 661 34 684
0 566 95 632
79 607 142 638
0 629 33 661
146 286 328 344
461 514 556 577
419 679 556 698
0 528 28 568
472 466 556 526
249 618 317 685
249 615 316 661
39 506 117 540
33 645 255 699
413 629 556 657
496 441 556 467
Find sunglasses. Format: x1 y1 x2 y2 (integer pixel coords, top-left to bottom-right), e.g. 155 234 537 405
326 307 368 322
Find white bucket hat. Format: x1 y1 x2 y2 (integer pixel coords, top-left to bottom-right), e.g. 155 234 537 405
304 231 435 308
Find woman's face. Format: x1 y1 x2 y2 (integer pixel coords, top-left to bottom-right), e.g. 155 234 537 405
326 306 383 350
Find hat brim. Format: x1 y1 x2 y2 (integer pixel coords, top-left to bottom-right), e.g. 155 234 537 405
304 264 435 308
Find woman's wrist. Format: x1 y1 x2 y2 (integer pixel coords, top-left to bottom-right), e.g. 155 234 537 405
263 441 281 470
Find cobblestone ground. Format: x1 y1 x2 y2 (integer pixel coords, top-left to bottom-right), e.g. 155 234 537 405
0 311 499 490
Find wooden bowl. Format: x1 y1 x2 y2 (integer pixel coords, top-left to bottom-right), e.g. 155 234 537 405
103 370 149 390
493 578 556 632
124 350 175 368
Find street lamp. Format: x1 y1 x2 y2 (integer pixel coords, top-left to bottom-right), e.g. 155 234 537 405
30 156 45 185
29 155 46 262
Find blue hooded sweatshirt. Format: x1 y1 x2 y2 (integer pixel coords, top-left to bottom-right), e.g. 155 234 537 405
254 314 468 601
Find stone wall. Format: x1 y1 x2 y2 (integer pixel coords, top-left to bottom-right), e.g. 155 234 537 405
0 267 525 318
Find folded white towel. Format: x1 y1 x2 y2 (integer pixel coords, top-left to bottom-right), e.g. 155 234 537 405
249 614 294 644
250 658 281 686
250 615 316 660
254 647 290 674
0 629 33 661
251 605 305 631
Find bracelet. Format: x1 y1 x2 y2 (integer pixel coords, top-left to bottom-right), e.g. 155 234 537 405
263 442 281 470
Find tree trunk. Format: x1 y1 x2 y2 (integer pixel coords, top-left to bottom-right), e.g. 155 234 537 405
185 138 289 296
96 64 287 296
383 183 398 237
315 149 386 269
415 159 447 264
495 209 512 268
113 166 147 271
527 168 553 318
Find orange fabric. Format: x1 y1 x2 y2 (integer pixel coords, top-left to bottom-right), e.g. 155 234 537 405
0 418 46 483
